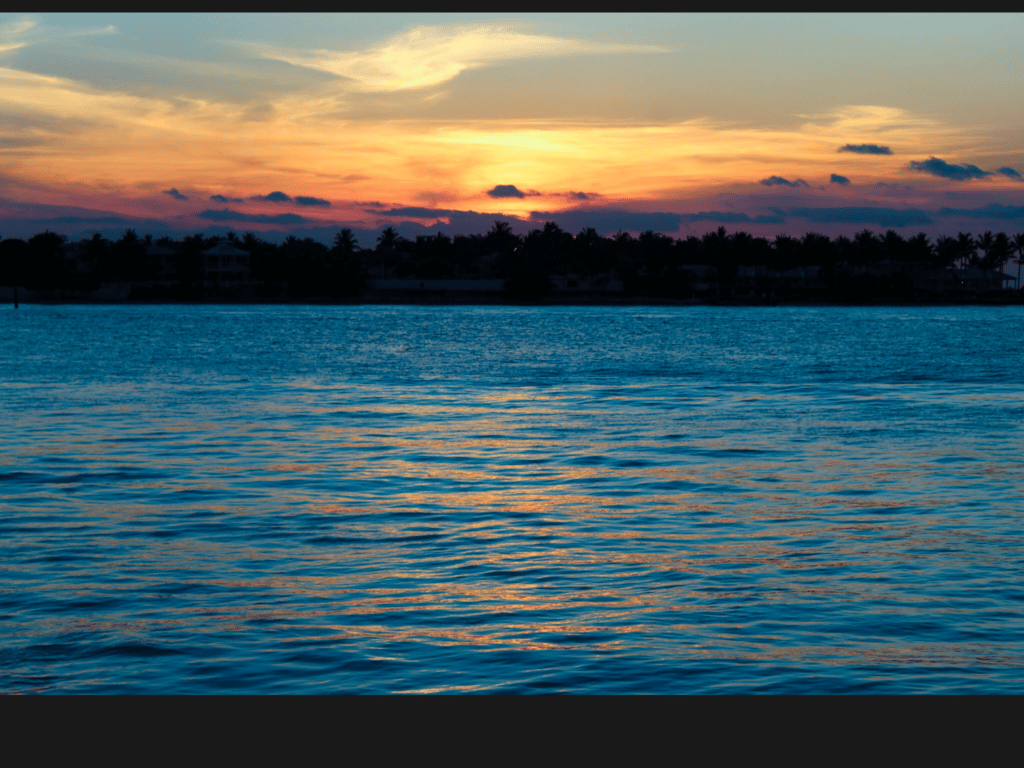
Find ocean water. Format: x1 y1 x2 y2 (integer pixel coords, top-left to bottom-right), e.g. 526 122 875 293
1 303 1022 693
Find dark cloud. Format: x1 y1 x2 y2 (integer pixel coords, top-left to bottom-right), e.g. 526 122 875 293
0 196 143 220
369 206 528 236
210 194 244 203
11 215 149 226
760 176 810 188
251 191 293 203
487 185 527 198
839 143 892 155
198 208 306 224
788 207 932 227
369 203 685 235
527 208 683 235
376 205 710 235
372 206 456 218
162 188 188 201
680 211 785 225
446 211 528 233
295 196 331 207
361 201 386 208
830 174 851 185
909 157 991 181
568 192 589 200
0 214 175 240
996 167 1022 180
935 203 1024 221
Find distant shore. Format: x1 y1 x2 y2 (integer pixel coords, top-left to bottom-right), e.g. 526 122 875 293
5 290 1023 308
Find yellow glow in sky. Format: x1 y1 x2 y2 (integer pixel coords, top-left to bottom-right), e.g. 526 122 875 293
1 13 1023 238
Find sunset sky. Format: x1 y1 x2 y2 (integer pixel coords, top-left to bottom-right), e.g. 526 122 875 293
2 12 1023 245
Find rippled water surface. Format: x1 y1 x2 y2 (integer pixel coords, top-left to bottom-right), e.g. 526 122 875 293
2 304 1023 693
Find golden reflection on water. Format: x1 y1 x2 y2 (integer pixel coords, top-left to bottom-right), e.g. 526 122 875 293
5 305 1024 691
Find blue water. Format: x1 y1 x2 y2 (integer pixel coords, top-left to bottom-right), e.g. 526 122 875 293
1 304 1022 693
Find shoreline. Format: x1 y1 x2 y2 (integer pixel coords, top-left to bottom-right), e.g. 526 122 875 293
5 293 1024 308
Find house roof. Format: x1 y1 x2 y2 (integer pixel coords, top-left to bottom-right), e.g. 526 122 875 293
202 241 249 256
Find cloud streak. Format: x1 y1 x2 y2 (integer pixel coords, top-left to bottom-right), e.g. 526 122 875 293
198 208 306 224
680 211 785 225
247 23 670 92
527 208 683 235
372 206 457 217
0 16 117 54
162 187 188 201
367 204 686 236
760 176 809 188
935 203 1024 221
838 143 892 155
788 206 933 227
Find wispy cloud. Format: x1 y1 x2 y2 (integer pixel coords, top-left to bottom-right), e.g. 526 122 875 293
162 187 188 201
64 24 118 39
244 23 670 92
0 17 36 53
0 15 116 54
996 167 1022 181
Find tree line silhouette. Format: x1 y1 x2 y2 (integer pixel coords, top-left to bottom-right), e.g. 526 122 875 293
2 222 1023 302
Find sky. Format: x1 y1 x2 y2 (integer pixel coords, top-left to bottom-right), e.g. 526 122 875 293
2 12 1024 245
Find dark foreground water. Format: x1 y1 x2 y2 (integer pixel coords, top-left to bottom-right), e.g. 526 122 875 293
1 304 1022 693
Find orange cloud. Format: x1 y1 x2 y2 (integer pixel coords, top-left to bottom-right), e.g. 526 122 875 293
0 53 1014 231
243 22 670 93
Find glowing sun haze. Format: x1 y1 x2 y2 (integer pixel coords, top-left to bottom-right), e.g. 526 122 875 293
2 12 1023 243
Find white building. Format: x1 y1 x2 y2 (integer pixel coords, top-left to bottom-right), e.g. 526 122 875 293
201 241 250 284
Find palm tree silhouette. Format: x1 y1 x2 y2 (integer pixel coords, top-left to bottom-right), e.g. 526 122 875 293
1012 233 1024 290
376 227 402 253
977 231 994 262
333 228 359 255
955 232 975 279
490 221 512 238
988 232 1011 289
853 229 879 266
